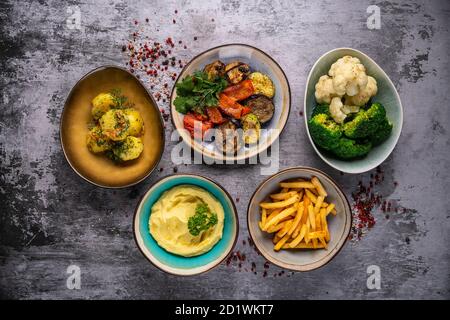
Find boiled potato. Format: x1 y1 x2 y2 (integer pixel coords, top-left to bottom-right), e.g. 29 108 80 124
123 108 144 136
99 109 130 141
248 72 275 98
92 93 116 120
86 125 112 153
112 136 143 161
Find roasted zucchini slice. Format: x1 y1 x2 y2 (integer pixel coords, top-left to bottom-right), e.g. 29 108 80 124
241 113 261 144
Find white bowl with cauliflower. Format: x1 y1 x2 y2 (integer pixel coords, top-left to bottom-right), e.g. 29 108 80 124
304 48 403 174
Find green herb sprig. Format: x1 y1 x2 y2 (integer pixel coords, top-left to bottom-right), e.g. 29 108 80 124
174 71 228 114
110 88 133 109
188 203 218 236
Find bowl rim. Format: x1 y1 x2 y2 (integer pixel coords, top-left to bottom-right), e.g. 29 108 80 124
59 64 166 189
170 43 292 162
133 173 239 276
303 47 404 174
246 166 352 272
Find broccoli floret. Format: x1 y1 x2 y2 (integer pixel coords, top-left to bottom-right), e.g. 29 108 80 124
370 118 393 146
308 114 342 151
311 104 330 118
332 137 372 159
343 102 386 139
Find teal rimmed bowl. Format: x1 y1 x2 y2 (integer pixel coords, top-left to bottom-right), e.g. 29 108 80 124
133 174 238 276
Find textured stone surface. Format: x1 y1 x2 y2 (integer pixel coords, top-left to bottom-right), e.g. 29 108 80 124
0 0 449 299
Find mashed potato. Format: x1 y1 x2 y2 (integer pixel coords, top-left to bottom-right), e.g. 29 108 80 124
149 185 224 257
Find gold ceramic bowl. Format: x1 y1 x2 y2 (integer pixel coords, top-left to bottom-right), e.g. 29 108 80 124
60 66 165 188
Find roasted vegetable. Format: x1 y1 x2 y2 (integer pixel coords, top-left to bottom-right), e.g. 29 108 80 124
218 93 251 119
183 112 213 139
332 137 372 159
86 125 112 153
123 108 144 136
343 102 386 139
225 61 250 84
215 121 242 154
311 104 331 118
248 72 275 98
205 107 225 124
112 136 144 161
370 118 393 146
99 109 130 141
308 114 342 151
203 60 225 81
241 113 261 144
246 95 275 124
222 79 255 101
91 93 116 120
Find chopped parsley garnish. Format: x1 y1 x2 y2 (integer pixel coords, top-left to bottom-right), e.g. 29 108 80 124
110 88 133 109
174 71 228 114
188 203 218 236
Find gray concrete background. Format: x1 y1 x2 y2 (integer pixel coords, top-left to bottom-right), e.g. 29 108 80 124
0 0 449 299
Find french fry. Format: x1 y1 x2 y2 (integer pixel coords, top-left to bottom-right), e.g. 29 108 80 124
320 208 330 241
287 203 304 236
312 238 319 249
318 236 328 249
315 212 321 231
269 191 297 201
308 231 327 239
277 220 293 238
305 189 317 203
260 194 299 209
301 196 310 225
259 176 336 253
308 204 316 230
283 242 326 249
289 224 307 248
315 196 325 214
261 208 267 228
280 181 315 189
263 205 297 230
266 221 287 233
325 203 335 216
274 234 290 251
273 234 281 244
304 222 310 244
311 176 327 197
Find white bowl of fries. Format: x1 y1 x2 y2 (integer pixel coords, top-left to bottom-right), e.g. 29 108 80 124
247 167 351 271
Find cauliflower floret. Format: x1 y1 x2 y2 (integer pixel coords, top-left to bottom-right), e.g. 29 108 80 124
342 105 360 114
329 97 347 124
315 75 339 104
329 56 368 97
345 76 378 106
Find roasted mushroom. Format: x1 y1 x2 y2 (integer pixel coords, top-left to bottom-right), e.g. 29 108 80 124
245 96 275 124
225 61 251 84
215 121 242 154
203 60 225 80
